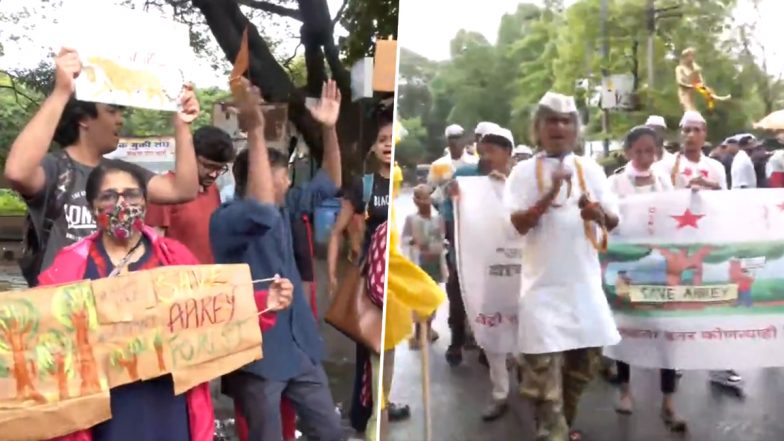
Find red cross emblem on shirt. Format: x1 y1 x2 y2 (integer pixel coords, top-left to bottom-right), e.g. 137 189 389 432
683 168 693 177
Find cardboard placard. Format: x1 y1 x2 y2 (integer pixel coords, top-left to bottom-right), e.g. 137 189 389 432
0 265 262 441
373 39 397 92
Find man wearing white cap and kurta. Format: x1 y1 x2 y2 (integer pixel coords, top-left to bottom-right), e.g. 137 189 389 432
451 125 519 420
504 92 621 441
657 111 726 190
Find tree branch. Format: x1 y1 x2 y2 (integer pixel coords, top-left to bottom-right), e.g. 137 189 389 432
0 70 39 108
331 0 348 25
234 0 303 21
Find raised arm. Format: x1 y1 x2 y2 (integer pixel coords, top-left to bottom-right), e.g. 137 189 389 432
235 80 275 204
307 80 342 187
4 48 79 197
147 85 200 204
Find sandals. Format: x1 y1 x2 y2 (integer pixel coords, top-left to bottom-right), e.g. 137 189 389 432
661 409 688 432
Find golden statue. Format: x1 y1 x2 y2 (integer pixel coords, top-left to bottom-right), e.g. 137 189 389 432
675 48 730 112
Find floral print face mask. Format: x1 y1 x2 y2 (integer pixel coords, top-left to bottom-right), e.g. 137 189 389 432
95 201 146 241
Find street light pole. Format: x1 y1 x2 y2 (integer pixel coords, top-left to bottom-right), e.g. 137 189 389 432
600 0 610 156
646 0 655 90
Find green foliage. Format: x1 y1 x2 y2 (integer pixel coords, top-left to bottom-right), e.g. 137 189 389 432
604 244 652 262
750 279 784 303
396 0 784 166
340 0 398 64
122 87 230 137
396 117 429 168
0 299 39 352
52 283 98 331
0 189 28 215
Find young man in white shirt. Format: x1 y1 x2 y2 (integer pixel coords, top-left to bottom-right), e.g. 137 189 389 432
730 134 758 189
656 111 727 191
505 92 621 441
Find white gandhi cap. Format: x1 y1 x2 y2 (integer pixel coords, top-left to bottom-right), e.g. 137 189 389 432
474 121 500 136
538 92 578 114
679 111 706 127
482 125 514 147
444 124 464 138
645 115 667 129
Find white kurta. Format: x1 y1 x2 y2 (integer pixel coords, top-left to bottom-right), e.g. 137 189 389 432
731 149 756 189
655 152 727 190
504 154 621 354
607 165 674 196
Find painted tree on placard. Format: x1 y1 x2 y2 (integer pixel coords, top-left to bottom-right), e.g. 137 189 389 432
51 283 101 395
0 299 45 403
36 329 74 401
110 338 146 381
153 333 166 372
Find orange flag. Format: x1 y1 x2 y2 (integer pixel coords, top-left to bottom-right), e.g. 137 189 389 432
229 27 250 97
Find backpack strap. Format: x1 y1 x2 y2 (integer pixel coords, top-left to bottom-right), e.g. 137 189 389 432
361 173 374 214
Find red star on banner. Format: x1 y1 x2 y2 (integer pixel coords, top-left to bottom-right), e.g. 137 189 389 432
777 202 784 211
699 169 709 178
671 209 705 229
682 168 693 177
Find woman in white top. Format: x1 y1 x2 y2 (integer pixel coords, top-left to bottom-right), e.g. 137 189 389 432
607 126 686 432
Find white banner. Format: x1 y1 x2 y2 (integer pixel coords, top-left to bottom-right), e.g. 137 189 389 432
604 188 784 369
454 177 521 354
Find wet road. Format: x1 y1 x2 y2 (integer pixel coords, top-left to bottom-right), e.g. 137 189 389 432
387 189 784 441
0 253 361 441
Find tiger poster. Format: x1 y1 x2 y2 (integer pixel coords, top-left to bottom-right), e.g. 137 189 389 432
60 3 193 111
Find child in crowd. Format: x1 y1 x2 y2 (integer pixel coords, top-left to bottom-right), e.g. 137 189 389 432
401 184 445 348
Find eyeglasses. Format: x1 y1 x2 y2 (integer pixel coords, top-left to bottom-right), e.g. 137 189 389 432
96 188 144 206
198 157 229 175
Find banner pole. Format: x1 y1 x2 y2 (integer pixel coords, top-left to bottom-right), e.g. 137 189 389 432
419 320 432 441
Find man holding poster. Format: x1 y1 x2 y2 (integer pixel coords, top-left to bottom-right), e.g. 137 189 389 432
5 48 201 287
453 126 519 422
504 92 620 441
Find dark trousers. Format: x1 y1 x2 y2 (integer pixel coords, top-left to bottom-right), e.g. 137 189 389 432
444 220 465 348
349 344 373 432
616 361 677 394
222 350 344 441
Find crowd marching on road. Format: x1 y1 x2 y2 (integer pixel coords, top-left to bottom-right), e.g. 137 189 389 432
385 87 784 441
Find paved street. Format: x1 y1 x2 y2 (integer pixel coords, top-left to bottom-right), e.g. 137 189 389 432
388 189 784 441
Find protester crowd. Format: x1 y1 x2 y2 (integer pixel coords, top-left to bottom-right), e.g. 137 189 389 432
3 48 385 441
393 89 784 441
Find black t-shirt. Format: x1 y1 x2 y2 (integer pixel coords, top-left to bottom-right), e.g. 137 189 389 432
346 173 390 253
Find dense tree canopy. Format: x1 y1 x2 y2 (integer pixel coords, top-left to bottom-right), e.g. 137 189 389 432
396 0 784 168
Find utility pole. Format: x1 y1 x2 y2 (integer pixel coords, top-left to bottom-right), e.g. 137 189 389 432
646 0 655 90
645 0 682 91
600 0 610 156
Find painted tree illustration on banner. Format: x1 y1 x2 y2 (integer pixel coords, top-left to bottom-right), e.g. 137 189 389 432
601 244 652 284
702 243 784 265
110 337 146 380
0 299 46 403
153 333 166 372
36 330 74 401
51 283 101 395
652 245 714 285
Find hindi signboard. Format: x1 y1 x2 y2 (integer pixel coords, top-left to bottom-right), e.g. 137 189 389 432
104 137 175 162
60 4 193 111
0 264 262 441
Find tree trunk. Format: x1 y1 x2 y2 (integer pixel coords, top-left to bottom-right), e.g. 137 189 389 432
55 355 69 400
192 0 364 179
9 329 44 403
155 342 166 371
120 357 140 380
73 312 101 395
